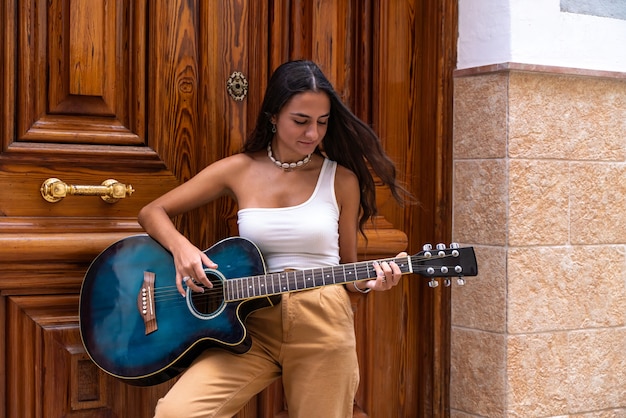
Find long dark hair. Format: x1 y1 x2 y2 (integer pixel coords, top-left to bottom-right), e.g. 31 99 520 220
243 60 407 235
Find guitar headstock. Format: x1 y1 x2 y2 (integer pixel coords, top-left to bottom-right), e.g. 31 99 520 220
412 243 478 288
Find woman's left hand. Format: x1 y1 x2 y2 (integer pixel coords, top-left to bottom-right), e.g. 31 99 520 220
368 251 408 291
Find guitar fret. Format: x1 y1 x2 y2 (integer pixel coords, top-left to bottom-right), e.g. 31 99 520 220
288 271 295 291
235 277 241 299
333 265 341 284
319 268 327 286
351 261 365 281
234 279 240 300
296 271 303 290
304 270 314 289
321 266 330 286
248 276 254 298
242 277 249 298
295 270 305 290
312 268 321 287
343 263 357 283
279 272 289 292
240 277 246 298
264 274 271 295
275 273 281 293
365 263 374 279
247 277 259 297
287 271 296 291
233 278 241 300
225 280 232 300
401 256 413 274
274 273 281 292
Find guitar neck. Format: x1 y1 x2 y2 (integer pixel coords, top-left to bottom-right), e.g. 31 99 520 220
224 256 413 301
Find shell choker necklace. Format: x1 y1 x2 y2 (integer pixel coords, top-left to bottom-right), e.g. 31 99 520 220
267 143 312 171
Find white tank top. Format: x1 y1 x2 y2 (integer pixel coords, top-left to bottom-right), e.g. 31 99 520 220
237 159 340 273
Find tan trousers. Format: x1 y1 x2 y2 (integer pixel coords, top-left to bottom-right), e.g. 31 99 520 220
154 286 359 418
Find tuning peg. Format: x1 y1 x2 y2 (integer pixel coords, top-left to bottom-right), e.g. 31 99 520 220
428 279 439 288
444 278 451 287
423 244 433 251
436 243 446 250
457 277 465 285
450 242 460 249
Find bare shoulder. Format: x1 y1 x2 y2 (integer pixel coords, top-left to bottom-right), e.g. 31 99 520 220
197 153 253 178
334 163 358 187
212 152 253 170
334 163 359 202
184 153 254 197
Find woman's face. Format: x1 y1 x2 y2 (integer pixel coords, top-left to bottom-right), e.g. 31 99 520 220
273 91 330 159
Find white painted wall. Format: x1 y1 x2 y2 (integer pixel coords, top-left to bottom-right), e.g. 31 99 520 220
457 0 626 72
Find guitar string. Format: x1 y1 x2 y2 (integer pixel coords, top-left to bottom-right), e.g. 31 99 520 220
149 255 459 298
148 255 464 305
149 253 451 296
150 265 457 298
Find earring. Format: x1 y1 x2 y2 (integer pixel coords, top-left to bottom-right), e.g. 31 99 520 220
271 124 276 133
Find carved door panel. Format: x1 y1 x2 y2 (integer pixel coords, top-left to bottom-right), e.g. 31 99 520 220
0 0 256 416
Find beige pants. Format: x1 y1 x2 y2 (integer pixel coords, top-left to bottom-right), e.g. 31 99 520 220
154 286 359 418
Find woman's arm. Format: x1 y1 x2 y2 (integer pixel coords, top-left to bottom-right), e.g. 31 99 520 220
335 166 404 293
138 154 246 296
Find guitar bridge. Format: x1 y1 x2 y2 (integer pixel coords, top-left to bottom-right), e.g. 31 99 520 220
137 271 158 335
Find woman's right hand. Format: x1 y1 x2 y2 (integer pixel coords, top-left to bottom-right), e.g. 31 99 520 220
172 240 218 297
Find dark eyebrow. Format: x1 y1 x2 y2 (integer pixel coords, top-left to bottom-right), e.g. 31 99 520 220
290 112 330 119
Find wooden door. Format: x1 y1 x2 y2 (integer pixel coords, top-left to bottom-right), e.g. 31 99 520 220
0 1 218 416
0 1 456 417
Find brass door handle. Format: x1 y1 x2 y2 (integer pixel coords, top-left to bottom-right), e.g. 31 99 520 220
40 178 135 203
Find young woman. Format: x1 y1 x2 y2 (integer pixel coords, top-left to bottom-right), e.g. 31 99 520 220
139 60 408 418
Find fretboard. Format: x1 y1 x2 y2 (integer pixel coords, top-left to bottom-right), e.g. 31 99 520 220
225 256 413 301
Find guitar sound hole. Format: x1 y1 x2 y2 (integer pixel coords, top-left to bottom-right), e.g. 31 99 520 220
189 285 224 316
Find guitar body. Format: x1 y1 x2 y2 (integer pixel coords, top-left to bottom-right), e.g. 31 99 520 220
79 234 275 386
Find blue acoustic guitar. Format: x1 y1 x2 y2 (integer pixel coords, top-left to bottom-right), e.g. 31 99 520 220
79 234 477 386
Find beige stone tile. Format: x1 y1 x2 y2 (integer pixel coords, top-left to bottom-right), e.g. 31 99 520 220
509 160 569 246
567 329 626 413
570 162 626 244
454 73 509 160
507 332 570 417
450 328 507 417
569 409 626 417
507 330 626 416
508 246 626 334
508 73 626 161
453 159 507 245
450 410 482 418
452 245 506 333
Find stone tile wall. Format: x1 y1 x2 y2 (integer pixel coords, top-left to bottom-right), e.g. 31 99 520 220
451 65 626 417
